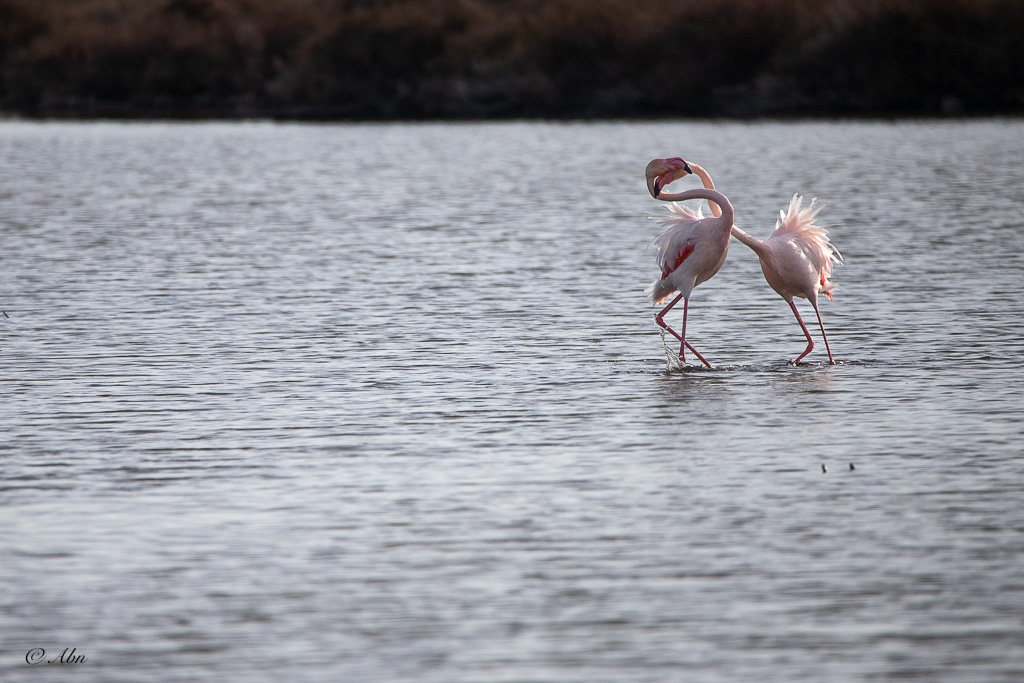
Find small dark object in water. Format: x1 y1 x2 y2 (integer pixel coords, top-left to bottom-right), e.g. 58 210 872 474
822 464 828 473
849 463 855 470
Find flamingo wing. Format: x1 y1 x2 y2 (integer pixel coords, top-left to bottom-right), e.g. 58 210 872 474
646 201 707 304
663 243 695 279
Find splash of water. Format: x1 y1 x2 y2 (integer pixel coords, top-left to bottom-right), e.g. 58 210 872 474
657 319 682 372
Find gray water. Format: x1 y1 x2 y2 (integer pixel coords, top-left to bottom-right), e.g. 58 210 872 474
1 119 1023 682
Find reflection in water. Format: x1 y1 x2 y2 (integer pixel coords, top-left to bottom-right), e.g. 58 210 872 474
1 119 1023 682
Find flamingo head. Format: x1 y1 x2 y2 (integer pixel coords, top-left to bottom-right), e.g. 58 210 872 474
645 157 693 199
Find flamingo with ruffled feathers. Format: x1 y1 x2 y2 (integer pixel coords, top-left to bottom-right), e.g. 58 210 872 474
653 159 841 365
644 158 735 368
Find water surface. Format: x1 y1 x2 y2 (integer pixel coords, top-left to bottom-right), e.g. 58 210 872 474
2 119 1023 681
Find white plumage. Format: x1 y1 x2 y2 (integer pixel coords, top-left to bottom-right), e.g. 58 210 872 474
730 193 842 364
761 195 842 303
645 200 730 305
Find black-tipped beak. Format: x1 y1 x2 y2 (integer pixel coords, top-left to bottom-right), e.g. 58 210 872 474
652 184 660 198
666 157 692 175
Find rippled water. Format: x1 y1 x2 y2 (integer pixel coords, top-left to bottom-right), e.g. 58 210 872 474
2 118 1023 681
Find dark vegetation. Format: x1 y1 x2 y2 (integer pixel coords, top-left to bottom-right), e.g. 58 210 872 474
0 0 1021 119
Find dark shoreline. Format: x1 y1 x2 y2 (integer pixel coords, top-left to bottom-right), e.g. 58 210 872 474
2 0 1021 122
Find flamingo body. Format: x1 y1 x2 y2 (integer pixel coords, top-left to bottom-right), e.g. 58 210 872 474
646 201 731 305
747 195 839 305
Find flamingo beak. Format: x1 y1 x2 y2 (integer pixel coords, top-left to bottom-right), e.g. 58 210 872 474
668 157 693 175
652 175 671 198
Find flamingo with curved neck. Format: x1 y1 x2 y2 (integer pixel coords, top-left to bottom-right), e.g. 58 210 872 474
663 161 841 365
644 158 736 368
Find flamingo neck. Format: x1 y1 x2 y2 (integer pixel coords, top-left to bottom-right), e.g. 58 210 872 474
729 225 767 255
656 187 733 228
687 163 722 219
684 162 765 254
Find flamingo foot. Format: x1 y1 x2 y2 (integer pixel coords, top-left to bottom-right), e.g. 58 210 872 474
789 352 813 366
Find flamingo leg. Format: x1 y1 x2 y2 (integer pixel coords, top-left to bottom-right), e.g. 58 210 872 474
655 294 685 358
788 300 815 365
654 295 712 368
811 303 836 365
681 298 713 368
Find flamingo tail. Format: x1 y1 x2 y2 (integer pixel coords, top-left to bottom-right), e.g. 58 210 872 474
775 194 842 299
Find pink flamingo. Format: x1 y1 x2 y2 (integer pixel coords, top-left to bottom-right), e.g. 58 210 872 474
644 158 735 368
680 161 842 365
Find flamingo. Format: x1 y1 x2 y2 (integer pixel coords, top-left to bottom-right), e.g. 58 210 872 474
677 161 842 365
644 157 735 368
